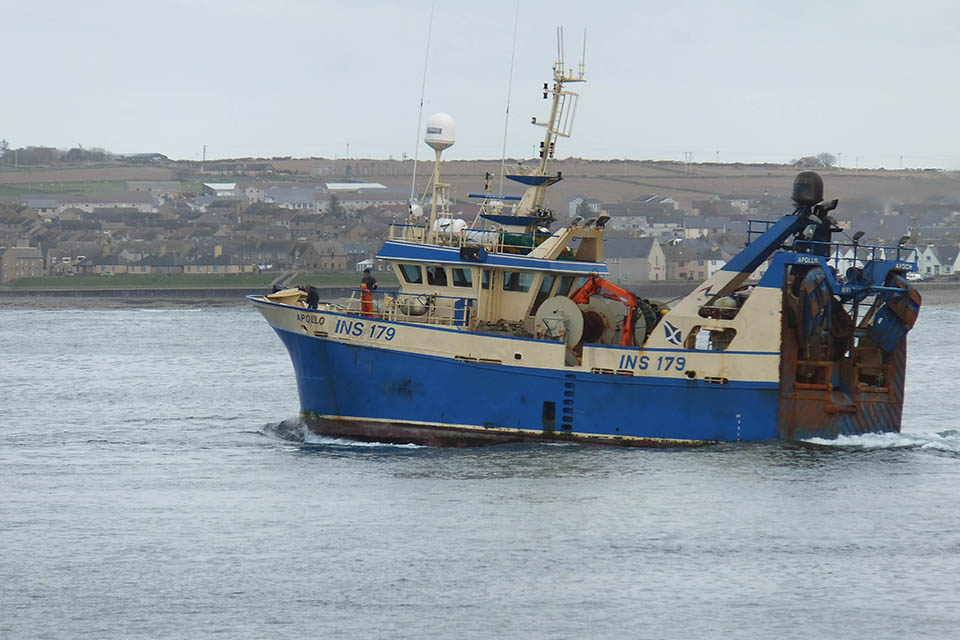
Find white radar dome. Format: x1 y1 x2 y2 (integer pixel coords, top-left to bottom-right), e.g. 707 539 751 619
424 112 455 151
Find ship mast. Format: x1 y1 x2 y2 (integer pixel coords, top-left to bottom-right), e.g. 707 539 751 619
514 28 585 217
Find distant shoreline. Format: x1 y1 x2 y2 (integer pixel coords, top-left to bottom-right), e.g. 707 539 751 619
2 281 957 310
0 285 347 310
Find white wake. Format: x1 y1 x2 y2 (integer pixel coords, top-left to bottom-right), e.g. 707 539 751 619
804 429 960 453
261 419 421 448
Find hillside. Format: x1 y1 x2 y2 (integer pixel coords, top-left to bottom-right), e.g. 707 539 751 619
3 158 960 214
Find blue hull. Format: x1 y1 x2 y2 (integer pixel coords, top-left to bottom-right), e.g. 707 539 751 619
273 327 781 446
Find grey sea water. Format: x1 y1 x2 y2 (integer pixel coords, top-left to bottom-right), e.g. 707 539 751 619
1 303 959 639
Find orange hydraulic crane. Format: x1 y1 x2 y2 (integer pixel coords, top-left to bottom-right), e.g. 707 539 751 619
570 274 639 347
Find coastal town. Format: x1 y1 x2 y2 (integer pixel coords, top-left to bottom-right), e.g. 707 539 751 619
2 149 960 289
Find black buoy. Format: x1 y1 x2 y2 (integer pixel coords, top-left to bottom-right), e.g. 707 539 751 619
793 171 824 206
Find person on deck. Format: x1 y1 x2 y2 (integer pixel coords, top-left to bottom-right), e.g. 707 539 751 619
361 268 378 317
306 285 319 310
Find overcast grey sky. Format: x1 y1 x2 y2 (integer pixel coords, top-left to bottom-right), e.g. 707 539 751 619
4 0 958 168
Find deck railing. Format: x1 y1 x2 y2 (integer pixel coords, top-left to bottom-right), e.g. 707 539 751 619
745 219 778 244
746 219 919 271
388 223 427 243
387 223 552 256
335 288 475 327
792 239 919 274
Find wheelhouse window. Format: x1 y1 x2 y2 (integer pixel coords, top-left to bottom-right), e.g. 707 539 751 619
452 267 473 287
503 271 533 292
426 265 448 286
567 276 589 295
481 269 491 290
530 274 557 316
399 264 423 284
556 275 574 297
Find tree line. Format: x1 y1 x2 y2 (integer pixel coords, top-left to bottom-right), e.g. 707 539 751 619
0 140 113 166
791 153 837 169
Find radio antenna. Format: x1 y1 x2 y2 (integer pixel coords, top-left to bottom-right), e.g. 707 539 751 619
557 26 564 68
409 0 437 203
499 0 520 195
580 28 586 76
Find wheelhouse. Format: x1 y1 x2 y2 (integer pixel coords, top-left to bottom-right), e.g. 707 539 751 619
374 219 609 329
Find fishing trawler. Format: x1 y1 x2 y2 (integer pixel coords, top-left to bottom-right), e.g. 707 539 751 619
248 55 922 447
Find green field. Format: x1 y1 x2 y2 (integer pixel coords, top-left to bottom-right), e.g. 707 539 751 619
2 271 398 290
0 181 128 198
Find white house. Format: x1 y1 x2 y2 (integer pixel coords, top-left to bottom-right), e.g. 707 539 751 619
701 245 734 279
57 192 158 214
264 186 324 212
918 244 960 277
568 196 602 219
355 257 390 273
201 182 238 198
